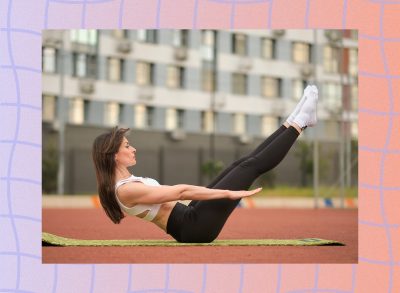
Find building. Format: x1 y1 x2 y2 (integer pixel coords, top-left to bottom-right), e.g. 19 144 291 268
42 29 358 194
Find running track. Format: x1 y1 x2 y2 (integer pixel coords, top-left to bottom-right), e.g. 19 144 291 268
43 208 357 263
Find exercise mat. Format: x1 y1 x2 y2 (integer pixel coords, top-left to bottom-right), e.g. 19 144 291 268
42 232 344 246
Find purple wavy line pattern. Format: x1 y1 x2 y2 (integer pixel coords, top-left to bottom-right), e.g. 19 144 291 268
0 0 399 292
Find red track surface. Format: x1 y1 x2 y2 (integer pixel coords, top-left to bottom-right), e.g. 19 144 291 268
43 208 357 263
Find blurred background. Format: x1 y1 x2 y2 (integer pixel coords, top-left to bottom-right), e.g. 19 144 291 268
42 29 358 208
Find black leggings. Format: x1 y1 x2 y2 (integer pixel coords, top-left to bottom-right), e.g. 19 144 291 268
166 125 299 243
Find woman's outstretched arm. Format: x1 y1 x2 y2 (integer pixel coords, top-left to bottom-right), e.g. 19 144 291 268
116 182 262 207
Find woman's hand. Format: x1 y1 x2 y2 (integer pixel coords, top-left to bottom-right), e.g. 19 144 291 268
226 187 262 200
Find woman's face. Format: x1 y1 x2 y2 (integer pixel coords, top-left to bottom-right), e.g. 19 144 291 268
115 137 137 167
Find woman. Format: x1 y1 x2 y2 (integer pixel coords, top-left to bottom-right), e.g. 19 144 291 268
92 85 318 243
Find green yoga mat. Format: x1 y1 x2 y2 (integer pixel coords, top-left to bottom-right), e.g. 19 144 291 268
42 232 344 247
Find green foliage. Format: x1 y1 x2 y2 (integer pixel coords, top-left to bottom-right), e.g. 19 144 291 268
256 185 358 198
42 143 58 194
294 141 313 186
257 171 277 189
294 141 330 187
201 160 224 180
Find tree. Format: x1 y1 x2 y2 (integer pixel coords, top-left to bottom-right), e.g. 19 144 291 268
42 143 58 194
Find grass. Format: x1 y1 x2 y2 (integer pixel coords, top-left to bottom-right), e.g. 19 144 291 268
254 185 358 198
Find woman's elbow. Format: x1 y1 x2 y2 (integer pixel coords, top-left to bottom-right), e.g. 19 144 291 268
175 184 190 201
163 184 189 202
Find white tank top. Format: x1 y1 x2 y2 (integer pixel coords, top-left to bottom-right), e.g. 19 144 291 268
115 174 161 222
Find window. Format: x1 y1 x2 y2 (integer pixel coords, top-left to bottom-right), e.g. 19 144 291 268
232 34 247 56
262 77 281 98
323 46 339 73
349 48 358 76
343 30 357 40
177 109 184 129
167 66 185 89
42 47 57 73
108 57 124 82
69 98 84 124
146 106 154 128
233 113 246 134
135 104 146 129
166 108 177 130
201 110 214 133
324 83 342 110
105 102 119 126
165 108 184 130
202 61 214 92
136 62 154 86
351 121 358 138
74 53 87 77
292 79 307 100
202 30 215 47
118 104 124 124
135 105 154 128
292 42 311 64
70 30 97 46
201 30 215 61
261 38 275 59
173 30 189 47
350 30 358 40
232 73 247 95
351 84 358 111
84 100 90 123
112 30 128 39
202 69 214 92
262 116 279 136
42 95 57 121
137 30 157 43
73 53 96 78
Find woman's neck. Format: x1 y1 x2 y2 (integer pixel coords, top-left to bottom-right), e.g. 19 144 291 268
115 167 131 181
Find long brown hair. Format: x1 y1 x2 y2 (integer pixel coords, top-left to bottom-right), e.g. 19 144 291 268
92 126 130 224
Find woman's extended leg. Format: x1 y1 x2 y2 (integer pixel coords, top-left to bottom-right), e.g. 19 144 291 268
205 124 287 188
188 124 288 208
175 85 319 242
188 123 289 208
179 125 300 242
201 83 314 190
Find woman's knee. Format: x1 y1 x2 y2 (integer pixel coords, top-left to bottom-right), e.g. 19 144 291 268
239 157 258 169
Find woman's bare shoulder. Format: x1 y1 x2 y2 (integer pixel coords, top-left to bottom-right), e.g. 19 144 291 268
116 181 148 203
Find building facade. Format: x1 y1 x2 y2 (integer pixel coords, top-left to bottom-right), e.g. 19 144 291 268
42 29 358 194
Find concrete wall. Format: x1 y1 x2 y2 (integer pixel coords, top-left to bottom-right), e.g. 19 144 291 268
43 123 358 194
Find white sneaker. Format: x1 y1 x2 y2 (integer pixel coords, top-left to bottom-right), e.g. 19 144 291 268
293 85 318 128
286 85 313 125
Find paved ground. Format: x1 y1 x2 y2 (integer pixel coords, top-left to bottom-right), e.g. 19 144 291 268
42 208 357 263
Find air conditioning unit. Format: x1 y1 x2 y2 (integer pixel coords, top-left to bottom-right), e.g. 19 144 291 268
325 30 342 43
117 40 132 54
238 57 253 71
138 94 153 101
174 47 188 61
300 64 314 78
271 102 285 114
214 94 226 109
43 37 61 48
50 120 60 131
43 31 63 48
137 86 154 101
80 80 95 94
238 134 253 145
169 129 186 141
272 30 285 37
